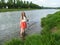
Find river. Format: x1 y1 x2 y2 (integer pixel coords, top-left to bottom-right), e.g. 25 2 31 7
0 9 59 45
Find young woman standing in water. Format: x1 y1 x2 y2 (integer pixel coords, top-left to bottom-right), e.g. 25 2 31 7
20 12 28 38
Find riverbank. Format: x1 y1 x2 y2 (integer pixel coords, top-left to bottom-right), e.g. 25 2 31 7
0 8 40 12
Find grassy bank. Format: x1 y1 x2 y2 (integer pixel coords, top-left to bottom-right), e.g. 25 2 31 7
3 11 60 45
0 8 40 12
41 11 60 35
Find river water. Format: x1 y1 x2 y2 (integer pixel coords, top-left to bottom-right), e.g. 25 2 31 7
0 9 59 45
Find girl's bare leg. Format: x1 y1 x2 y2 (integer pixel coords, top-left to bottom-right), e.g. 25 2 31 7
20 28 23 37
22 29 25 40
20 28 26 40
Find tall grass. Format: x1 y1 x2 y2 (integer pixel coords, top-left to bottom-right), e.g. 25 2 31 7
4 34 60 45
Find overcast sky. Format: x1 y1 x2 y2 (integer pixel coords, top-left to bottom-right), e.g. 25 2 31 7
5 0 60 7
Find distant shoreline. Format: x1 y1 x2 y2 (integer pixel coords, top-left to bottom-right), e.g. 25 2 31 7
0 8 59 12
0 8 41 12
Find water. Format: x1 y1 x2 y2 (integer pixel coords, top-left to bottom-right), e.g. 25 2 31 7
0 9 59 44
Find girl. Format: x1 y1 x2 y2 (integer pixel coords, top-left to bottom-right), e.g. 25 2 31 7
20 12 28 38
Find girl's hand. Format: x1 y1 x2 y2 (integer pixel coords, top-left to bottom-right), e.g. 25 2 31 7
27 19 29 22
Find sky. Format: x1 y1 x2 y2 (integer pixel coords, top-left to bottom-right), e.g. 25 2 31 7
23 0 60 7
5 0 60 7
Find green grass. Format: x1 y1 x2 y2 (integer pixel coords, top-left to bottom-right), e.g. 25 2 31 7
0 8 40 12
53 25 60 35
4 38 22 45
4 34 60 45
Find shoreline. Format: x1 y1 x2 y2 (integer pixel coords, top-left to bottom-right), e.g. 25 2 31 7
0 9 59 13
0 8 40 12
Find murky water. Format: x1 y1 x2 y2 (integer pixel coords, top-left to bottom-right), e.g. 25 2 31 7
0 9 59 45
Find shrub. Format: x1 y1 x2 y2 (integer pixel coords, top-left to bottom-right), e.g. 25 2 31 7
4 38 23 45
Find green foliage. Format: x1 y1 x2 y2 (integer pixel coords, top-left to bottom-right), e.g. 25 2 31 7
4 38 23 45
41 11 60 29
24 34 56 45
4 34 60 45
0 0 6 8
41 11 60 45
0 0 41 9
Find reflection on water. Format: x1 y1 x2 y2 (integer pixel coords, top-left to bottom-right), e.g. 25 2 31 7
0 9 59 45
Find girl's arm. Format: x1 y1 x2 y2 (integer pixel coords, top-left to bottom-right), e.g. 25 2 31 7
25 15 29 22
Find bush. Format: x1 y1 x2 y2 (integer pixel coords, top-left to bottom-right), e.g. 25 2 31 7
4 38 23 45
41 11 60 29
4 34 60 45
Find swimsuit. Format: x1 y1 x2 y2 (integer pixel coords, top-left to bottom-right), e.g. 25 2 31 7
20 17 27 29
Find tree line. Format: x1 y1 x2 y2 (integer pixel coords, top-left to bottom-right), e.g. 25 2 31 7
0 0 41 9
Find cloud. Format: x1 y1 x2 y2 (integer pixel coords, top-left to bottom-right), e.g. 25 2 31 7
42 0 60 7
35 0 60 7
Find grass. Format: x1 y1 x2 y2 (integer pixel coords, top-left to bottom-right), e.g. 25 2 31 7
4 38 22 45
0 8 40 12
4 34 60 45
52 25 60 35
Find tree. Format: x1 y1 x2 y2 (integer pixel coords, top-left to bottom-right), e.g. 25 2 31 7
7 0 13 8
29 1 41 9
1 0 5 3
0 1 2 8
26 1 29 8
29 1 33 8
0 0 41 9
22 1 28 8
16 0 23 8
20 0 23 8
13 0 16 8
16 0 21 8
14 0 15 4
1 0 6 8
